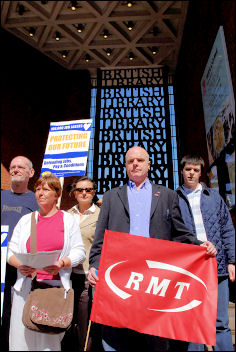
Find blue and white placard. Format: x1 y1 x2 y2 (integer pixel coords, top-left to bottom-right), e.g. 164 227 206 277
41 120 92 177
1 225 9 324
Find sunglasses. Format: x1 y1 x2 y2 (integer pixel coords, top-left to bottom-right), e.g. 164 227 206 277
74 188 94 193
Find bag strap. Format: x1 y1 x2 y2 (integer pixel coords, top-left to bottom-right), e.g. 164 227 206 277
30 212 37 281
30 211 37 254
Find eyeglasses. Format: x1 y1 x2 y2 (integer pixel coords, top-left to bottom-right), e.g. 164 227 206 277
9 166 27 171
74 188 94 193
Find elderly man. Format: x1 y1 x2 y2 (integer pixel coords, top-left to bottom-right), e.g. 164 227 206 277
1 156 38 350
88 146 216 351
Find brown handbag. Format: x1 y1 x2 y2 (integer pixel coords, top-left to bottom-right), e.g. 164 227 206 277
22 212 74 334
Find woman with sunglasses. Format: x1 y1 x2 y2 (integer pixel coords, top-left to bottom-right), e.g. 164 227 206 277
65 176 100 351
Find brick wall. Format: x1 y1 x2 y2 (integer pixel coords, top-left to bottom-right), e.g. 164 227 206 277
1 163 11 190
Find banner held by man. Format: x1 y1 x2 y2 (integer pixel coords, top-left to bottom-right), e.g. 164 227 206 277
90 230 218 346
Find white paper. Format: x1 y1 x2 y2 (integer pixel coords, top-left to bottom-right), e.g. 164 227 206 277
13 250 61 269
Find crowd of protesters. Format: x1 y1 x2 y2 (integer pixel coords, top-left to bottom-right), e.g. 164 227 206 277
1 149 235 351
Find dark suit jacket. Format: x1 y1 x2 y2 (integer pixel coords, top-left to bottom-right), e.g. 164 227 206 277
89 182 202 269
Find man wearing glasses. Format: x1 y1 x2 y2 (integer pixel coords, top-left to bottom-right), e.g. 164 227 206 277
1 156 38 350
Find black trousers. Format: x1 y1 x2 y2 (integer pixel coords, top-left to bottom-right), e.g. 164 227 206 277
61 273 103 351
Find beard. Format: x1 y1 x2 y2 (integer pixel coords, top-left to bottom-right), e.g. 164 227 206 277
10 175 25 185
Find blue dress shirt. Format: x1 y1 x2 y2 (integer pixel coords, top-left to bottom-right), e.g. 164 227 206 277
127 178 152 237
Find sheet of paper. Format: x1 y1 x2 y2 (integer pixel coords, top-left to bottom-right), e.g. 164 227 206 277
13 250 61 269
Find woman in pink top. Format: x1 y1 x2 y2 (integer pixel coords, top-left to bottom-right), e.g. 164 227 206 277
7 173 85 351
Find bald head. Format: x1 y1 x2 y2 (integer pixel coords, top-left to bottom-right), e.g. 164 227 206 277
10 156 33 169
125 146 149 162
125 146 150 186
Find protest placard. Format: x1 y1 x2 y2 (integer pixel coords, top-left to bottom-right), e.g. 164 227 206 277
41 119 92 177
1 225 9 324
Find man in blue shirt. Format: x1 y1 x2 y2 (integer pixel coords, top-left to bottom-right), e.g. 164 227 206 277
1 156 38 350
88 146 216 351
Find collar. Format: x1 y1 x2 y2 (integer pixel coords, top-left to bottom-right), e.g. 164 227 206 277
128 178 150 190
182 183 202 194
72 203 96 215
11 190 30 195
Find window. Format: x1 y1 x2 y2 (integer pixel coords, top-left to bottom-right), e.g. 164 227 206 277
169 85 179 189
88 69 179 196
86 87 96 180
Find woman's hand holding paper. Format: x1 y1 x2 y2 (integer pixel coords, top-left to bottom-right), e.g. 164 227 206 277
18 265 36 276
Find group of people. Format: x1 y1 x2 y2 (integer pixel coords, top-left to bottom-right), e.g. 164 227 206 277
1 146 235 351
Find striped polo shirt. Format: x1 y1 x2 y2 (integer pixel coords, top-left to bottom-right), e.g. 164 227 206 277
182 183 207 242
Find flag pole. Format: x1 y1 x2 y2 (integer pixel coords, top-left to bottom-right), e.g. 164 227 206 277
84 320 92 351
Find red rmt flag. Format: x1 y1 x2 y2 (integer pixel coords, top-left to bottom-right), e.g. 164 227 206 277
90 230 218 345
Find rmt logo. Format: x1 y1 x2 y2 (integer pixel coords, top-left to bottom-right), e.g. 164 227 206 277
105 260 207 312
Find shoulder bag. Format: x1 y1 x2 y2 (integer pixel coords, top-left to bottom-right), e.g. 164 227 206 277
22 212 74 334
